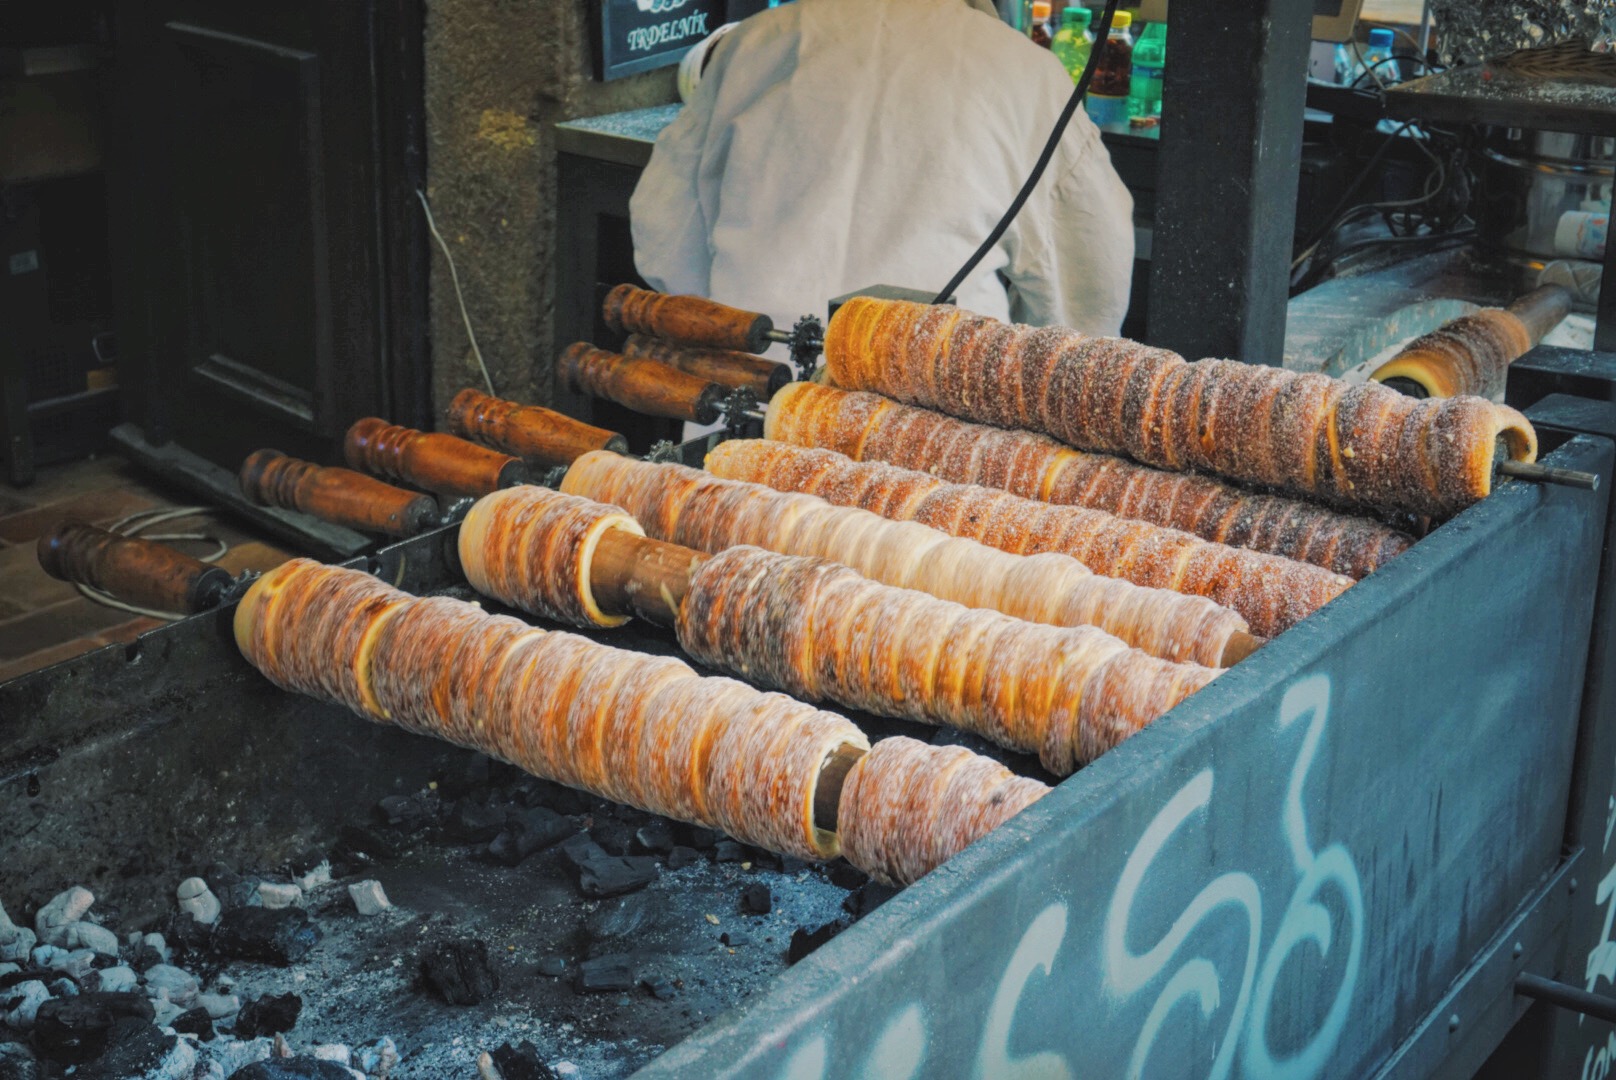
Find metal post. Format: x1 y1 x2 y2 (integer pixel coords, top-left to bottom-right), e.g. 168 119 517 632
1146 0 1314 364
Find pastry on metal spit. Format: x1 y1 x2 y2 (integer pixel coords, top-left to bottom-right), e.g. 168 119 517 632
836 736 1050 886
459 486 643 628
765 381 1412 579
677 545 1217 774
562 451 1252 668
824 295 1539 518
707 440 1352 638
234 559 866 860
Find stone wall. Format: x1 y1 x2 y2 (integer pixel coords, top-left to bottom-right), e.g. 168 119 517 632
423 0 677 417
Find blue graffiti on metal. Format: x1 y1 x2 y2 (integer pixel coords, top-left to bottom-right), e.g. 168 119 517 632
774 674 1364 1079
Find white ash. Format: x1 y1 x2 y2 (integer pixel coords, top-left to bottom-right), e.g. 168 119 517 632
296 861 334 893
1 980 49 1028
33 886 93 941
61 921 120 955
195 992 241 1018
257 882 304 910
143 963 200 1006
49 948 95 979
347 880 391 917
0 901 36 963
0 963 16 978
175 878 221 926
96 965 138 993
143 931 171 963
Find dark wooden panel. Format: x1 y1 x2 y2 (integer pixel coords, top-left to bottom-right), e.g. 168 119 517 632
166 21 330 431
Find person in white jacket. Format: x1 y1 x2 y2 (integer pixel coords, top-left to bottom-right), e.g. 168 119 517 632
629 0 1135 343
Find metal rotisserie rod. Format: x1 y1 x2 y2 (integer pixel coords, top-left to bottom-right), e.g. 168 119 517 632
344 418 529 497
559 342 726 425
240 450 441 537
37 522 234 614
447 388 628 468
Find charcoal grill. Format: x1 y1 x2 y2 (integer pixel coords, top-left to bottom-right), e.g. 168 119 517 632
4 347 1616 1078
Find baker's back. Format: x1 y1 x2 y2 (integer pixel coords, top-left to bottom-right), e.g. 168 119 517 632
631 0 1132 334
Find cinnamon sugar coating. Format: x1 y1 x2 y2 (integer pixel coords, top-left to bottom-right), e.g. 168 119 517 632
767 382 1412 578
460 485 643 628
836 737 1049 885
708 440 1352 638
823 297 1538 517
563 451 1247 667
234 559 867 860
679 546 1217 774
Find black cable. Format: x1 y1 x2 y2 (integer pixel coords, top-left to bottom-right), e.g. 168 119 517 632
932 0 1122 305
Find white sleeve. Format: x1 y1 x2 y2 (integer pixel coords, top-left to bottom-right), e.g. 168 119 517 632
629 72 725 296
1002 129 1135 336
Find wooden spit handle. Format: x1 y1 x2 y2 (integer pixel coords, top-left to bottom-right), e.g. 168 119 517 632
602 284 774 354
621 334 792 401
587 526 709 626
446 388 628 468
344 418 529 497
1506 284 1574 345
240 450 440 537
559 343 726 425
37 522 233 614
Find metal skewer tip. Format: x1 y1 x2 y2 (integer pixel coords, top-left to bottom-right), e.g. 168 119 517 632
1497 458 1601 491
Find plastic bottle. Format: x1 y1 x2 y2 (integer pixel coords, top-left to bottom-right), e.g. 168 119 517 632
1360 27 1396 84
1084 10 1133 128
1029 1 1054 47
1051 7 1094 82
1129 22 1166 118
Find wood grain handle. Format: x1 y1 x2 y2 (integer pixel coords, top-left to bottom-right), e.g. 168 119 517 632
447 388 628 468
621 334 791 400
344 418 529 497
1505 284 1574 345
240 450 440 537
559 343 726 425
602 284 773 353
36 522 232 613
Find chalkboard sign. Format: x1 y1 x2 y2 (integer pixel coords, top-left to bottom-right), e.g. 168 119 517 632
594 0 726 81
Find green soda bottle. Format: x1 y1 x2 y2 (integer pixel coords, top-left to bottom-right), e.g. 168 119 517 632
1051 8 1094 83
1130 22 1166 118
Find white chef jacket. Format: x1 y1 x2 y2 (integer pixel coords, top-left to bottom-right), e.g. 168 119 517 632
629 0 1136 339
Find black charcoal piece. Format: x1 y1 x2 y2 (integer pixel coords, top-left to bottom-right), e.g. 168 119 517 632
449 800 506 843
535 955 567 978
713 841 746 863
71 1018 172 1080
558 834 609 872
486 809 576 866
826 862 868 890
843 882 901 919
632 822 675 855
576 856 659 899
787 919 849 965
228 1058 358 1079
589 822 637 856
419 939 499 1005
0 1042 38 1080
490 1041 557 1080
233 992 302 1038
740 884 773 916
665 846 702 870
683 826 722 849
31 993 154 1064
169 1006 213 1040
158 912 213 956
212 908 320 966
641 976 677 1001
585 895 653 940
575 955 636 994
